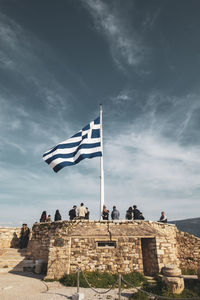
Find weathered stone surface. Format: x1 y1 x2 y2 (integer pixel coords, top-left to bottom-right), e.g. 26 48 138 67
0 227 21 249
28 221 181 279
163 276 184 294
162 265 182 277
1 221 199 279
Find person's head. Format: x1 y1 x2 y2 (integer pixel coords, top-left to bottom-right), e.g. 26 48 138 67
161 211 165 215
113 206 116 209
133 205 137 209
81 203 84 206
48 215 51 217
56 209 59 213
73 205 77 209
129 207 132 210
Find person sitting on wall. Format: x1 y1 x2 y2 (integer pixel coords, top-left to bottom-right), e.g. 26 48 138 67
132 205 141 220
138 212 145 220
40 211 47 222
78 203 87 219
46 214 52 222
159 211 167 223
85 207 90 220
54 209 62 221
102 205 109 220
69 205 77 220
126 207 133 220
111 206 120 220
19 224 30 249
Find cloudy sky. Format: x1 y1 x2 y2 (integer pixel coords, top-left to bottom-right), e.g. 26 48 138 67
0 0 200 227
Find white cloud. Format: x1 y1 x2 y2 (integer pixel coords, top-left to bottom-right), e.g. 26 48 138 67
82 0 144 69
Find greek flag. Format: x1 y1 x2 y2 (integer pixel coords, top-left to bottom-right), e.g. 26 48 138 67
43 117 102 173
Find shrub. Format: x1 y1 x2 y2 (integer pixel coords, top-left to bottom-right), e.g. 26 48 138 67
60 271 146 289
122 272 147 288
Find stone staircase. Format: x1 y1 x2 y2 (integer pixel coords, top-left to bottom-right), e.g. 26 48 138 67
0 248 34 273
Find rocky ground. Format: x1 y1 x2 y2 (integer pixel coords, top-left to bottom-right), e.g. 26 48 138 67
0 271 137 300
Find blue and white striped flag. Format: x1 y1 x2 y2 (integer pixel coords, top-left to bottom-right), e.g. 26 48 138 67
43 117 102 173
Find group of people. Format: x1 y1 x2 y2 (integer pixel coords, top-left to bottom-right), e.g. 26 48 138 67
40 209 62 223
102 205 145 220
18 206 167 250
39 204 90 223
68 203 89 220
38 204 167 223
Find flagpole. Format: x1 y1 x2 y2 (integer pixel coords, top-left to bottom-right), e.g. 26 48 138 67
100 104 104 220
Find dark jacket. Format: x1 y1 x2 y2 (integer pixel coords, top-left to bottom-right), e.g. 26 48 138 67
132 208 140 220
54 210 61 221
102 209 109 220
69 208 76 220
126 208 132 220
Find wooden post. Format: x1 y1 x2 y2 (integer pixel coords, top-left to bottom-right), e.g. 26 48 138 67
118 273 121 300
77 268 80 293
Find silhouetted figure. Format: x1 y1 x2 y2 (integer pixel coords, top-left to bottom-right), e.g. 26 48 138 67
159 211 167 223
85 207 90 220
40 211 47 222
111 206 120 220
78 203 87 219
54 209 61 221
102 205 109 220
69 205 77 220
132 205 140 220
126 207 133 220
138 212 145 220
19 224 30 249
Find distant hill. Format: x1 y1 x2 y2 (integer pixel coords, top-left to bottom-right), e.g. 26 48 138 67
169 217 200 238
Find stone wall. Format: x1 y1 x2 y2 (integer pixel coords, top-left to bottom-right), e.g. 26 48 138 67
2 222 199 279
176 230 200 271
0 227 21 249
27 220 182 279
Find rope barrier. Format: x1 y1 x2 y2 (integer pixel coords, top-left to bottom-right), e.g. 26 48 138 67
78 268 118 294
44 264 200 299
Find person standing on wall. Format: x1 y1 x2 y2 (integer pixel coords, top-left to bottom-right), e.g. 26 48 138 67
78 203 87 219
126 207 133 220
54 209 61 221
69 205 77 220
102 205 109 220
132 205 140 220
111 206 120 220
40 211 47 222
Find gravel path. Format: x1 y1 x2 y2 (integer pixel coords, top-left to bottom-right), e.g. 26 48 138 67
0 272 136 300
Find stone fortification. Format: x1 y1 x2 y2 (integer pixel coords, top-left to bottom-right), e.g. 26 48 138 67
27 220 180 279
1 221 199 280
176 230 200 271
